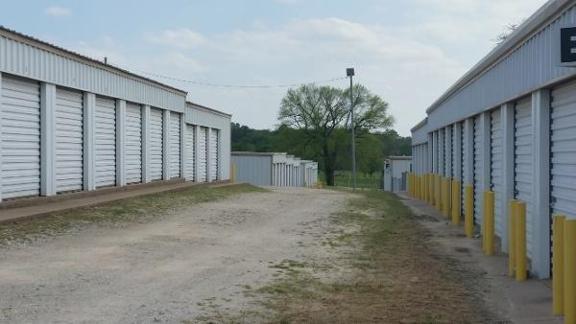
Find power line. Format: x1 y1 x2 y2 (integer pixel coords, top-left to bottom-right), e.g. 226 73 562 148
111 63 347 89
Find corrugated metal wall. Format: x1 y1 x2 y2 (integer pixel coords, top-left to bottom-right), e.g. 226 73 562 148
232 155 272 186
169 112 181 179
490 108 504 239
149 108 164 181
473 116 483 225
184 124 195 181
197 127 208 182
210 129 218 181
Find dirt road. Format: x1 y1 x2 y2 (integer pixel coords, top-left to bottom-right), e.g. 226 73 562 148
0 187 352 323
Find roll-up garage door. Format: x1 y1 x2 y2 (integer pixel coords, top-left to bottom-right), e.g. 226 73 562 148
95 97 116 188
169 112 181 179
149 108 163 181
460 122 466 216
198 127 208 182
491 108 504 238
1 76 41 199
184 124 195 181
473 115 483 225
125 103 142 184
551 82 576 244
438 129 445 176
514 97 534 258
56 88 84 193
210 129 219 181
445 127 451 178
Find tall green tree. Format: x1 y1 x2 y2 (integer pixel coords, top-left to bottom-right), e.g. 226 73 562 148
278 83 393 186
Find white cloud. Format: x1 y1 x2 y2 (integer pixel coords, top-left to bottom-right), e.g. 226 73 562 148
45 6 72 17
146 28 205 49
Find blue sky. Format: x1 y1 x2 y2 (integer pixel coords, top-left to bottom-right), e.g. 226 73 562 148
1 0 547 135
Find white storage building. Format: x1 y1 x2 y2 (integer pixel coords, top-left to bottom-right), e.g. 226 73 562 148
0 26 231 204
410 0 576 280
231 152 318 187
383 156 412 193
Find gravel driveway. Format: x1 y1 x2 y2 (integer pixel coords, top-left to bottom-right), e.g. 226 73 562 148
0 187 352 323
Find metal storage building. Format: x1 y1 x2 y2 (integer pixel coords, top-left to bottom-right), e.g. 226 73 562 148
383 156 412 193
409 0 576 282
0 26 231 204
232 152 318 187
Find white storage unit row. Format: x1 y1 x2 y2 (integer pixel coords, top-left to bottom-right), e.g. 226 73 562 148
0 76 41 199
55 87 84 193
197 127 208 182
490 108 504 239
184 124 196 181
125 103 142 184
169 112 181 179
149 108 164 181
514 97 534 259
95 97 116 188
210 129 219 181
551 82 576 220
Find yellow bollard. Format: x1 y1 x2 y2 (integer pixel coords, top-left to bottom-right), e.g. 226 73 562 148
429 174 434 205
465 185 474 238
484 191 495 256
565 219 576 324
451 181 461 225
508 201 518 277
515 201 527 282
435 175 441 209
443 178 451 218
552 215 565 316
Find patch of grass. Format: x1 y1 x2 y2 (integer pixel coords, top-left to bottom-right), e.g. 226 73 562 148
250 189 494 323
0 184 265 245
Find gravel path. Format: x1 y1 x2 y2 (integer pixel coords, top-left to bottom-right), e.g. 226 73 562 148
0 187 352 323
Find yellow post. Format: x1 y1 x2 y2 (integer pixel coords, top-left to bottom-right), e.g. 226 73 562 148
552 215 565 316
435 175 441 209
565 219 576 324
508 201 518 277
515 201 527 282
429 174 434 205
484 191 495 256
451 181 461 225
231 163 237 183
465 185 474 238
443 178 451 218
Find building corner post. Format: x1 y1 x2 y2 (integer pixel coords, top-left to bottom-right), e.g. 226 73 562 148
83 92 96 192
116 99 127 187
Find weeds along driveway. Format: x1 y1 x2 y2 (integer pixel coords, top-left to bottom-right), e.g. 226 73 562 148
0 185 352 323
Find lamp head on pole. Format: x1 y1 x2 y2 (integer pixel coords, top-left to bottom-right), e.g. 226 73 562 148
346 68 355 77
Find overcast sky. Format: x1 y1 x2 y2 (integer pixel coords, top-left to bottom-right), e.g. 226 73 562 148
1 0 548 136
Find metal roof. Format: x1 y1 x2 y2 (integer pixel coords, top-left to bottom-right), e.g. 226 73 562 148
187 101 232 117
0 25 187 95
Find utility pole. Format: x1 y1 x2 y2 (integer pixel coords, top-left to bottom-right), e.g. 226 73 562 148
346 68 356 190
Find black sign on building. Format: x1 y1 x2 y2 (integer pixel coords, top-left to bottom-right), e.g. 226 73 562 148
561 27 576 64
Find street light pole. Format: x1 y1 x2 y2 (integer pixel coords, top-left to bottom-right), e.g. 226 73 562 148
346 68 356 190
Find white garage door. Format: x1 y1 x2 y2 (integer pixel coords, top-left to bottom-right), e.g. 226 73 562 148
490 108 504 238
514 97 534 259
1 76 41 199
551 82 576 227
473 115 483 225
210 129 219 181
438 129 445 176
149 108 163 181
169 112 181 179
95 97 116 188
125 103 142 184
460 122 466 216
445 126 451 178
184 124 195 181
56 88 84 193
197 127 208 182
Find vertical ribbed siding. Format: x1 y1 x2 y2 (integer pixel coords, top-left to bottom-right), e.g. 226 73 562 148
460 122 466 216
149 108 163 181
445 126 452 177
125 103 142 184
94 96 116 188
197 127 208 182
0 35 186 113
438 129 445 176
514 97 534 258
184 124 195 181
1 76 41 199
55 87 83 193
473 115 483 225
551 82 576 219
169 112 181 178
490 108 504 238
210 129 219 181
